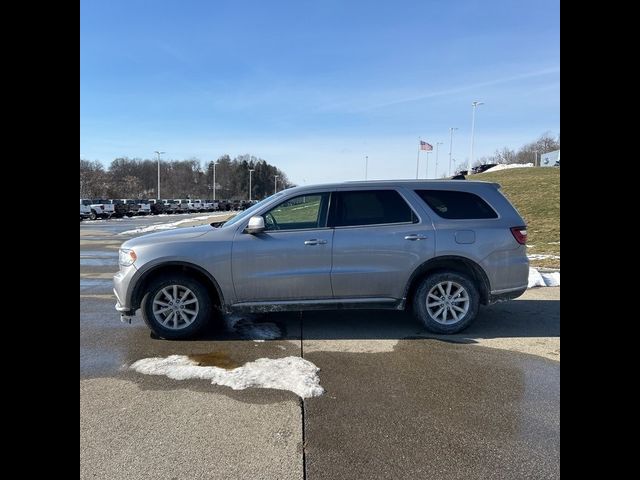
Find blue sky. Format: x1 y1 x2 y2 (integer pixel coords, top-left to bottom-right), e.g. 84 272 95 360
80 0 559 184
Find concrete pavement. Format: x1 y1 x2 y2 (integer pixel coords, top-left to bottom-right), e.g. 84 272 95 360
80 214 559 479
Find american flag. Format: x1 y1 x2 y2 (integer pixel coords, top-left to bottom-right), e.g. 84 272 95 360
420 141 433 151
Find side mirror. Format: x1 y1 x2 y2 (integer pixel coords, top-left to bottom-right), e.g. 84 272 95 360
245 215 265 234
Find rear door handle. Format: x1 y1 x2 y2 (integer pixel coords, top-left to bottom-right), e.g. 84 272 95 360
304 239 328 245
404 234 427 241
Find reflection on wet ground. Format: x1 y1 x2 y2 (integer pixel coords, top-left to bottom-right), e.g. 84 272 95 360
188 351 240 369
80 258 117 266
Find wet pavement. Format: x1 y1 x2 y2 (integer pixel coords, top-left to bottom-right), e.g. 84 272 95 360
80 214 560 479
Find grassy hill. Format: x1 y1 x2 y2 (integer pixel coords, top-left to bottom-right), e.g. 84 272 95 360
473 167 560 268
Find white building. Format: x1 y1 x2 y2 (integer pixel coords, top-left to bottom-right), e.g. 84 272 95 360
540 150 560 167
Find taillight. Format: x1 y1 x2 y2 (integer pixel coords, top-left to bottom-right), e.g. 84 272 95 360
510 226 527 245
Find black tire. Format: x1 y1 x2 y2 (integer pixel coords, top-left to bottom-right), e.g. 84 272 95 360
412 272 480 334
141 275 213 340
89 210 97 220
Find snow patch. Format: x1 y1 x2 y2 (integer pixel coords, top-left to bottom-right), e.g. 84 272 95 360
541 271 560 286
528 268 560 288
527 254 560 260
118 214 228 235
130 354 324 398
483 163 533 173
224 314 282 340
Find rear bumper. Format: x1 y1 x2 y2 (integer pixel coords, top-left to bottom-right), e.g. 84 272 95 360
488 286 527 304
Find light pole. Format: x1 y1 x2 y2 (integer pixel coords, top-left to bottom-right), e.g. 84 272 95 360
274 174 279 194
434 142 443 179
365 155 368 180
248 168 255 201
469 101 484 168
448 128 458 176
154 151 165 199
210 161 218 201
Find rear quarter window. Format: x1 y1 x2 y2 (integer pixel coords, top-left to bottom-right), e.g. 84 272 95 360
415 190 498 219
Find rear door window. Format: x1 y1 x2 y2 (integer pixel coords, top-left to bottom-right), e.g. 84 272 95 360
415 190 497 219
332 190 417 227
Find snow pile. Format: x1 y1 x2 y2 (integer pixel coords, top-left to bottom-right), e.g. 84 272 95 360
483 163 533 173
528 268 560 288
118 214 228 235
130 355 324 398
224 314 281 340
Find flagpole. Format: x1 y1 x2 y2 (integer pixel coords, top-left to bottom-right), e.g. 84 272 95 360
425 151 430 179
416 137 421 179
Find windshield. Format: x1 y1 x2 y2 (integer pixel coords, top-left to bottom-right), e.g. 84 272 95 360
222 192 286 228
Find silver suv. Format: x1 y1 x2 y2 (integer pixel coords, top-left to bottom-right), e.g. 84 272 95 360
114 180 529 339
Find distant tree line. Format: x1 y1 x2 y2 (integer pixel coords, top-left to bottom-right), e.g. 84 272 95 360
80 154 293 200
471 132 560 169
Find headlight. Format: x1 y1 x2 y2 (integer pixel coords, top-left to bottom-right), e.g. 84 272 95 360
119 248 137 266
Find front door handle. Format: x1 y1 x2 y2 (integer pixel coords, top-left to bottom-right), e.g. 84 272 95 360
304 239 328 245
404 234 427 241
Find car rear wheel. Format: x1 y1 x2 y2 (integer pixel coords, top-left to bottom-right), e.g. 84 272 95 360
413 272 479 334
141 275 212 339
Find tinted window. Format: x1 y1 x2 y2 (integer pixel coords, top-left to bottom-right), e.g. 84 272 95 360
264 194 328 231
415 190 497 219
333 190 415 227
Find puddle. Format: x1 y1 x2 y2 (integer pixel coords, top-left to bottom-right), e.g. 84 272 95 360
188 351 239 369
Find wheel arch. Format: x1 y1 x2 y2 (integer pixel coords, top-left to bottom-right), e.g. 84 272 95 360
404 256 491 309
130 262 225 312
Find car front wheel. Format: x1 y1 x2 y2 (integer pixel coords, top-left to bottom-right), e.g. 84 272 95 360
413 272 480 334
141 275 212 339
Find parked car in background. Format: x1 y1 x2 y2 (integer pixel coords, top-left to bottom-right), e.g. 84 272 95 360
123 199 140 216
176 199 190 213
202 200 218 212
137 200 151 215
190 199 205 212
148 199 165 215
161 199 179 214
82 199 115 220
80 199 91 220
471 164 498 174
217 199 231 211
109 199 128 218
114 180 529 339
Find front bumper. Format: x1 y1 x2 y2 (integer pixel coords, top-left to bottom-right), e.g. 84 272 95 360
113 265 138 315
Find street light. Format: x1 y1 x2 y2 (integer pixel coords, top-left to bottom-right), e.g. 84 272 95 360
248 168 255 201
210 161 218 201
469 101 484 168
274 174 279 194
154 151 165 199
435 142 443 179
448 128 458 176
365 155 368 180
